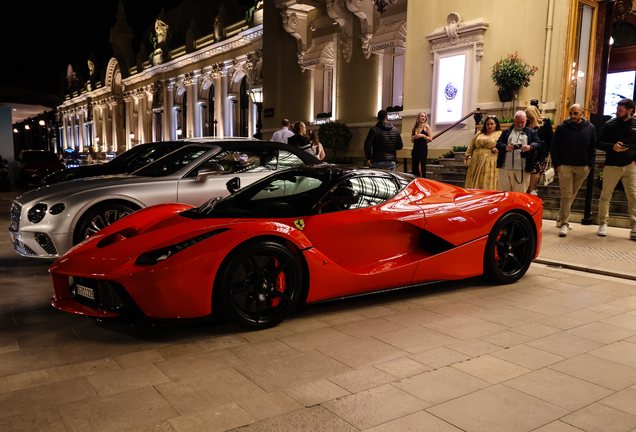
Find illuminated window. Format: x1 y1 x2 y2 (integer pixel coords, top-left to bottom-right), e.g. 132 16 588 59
323 69 333 114
391 47 405 107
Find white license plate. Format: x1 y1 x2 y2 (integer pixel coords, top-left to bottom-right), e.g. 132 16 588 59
76 284 95 300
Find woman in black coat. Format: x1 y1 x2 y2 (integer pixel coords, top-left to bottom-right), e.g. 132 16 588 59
525 106 553 195
288 121 316 156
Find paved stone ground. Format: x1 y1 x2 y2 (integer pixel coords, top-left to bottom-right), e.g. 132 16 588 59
2 196 636 431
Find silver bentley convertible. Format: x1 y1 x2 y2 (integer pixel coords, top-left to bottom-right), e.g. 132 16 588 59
9 139 321 259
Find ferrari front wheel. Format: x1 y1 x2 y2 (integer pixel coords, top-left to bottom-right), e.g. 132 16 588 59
217 241 302 330
483 212 536 284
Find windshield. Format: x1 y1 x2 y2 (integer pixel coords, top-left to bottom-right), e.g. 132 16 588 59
182 170 331 219
132 145 213 177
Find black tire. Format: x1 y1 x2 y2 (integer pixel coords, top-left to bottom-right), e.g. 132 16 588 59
73 202 137 245
216 241 302 330
483 212 536 284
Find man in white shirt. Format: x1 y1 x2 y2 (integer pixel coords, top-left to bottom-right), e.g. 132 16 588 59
270 119 294 143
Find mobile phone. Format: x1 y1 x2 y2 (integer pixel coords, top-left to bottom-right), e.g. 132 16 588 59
620 143 628 148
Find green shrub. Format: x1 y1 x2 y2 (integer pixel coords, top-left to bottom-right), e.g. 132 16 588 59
318 121 352 160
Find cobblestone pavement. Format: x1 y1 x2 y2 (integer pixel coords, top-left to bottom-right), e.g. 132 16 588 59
2 192 636 431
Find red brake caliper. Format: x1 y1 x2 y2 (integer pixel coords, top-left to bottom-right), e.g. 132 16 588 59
270 258 286 307
494 231 502 262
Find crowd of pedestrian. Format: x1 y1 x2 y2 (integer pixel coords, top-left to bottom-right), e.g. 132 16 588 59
270 99 636 241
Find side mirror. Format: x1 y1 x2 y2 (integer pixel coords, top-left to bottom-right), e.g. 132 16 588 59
226 176 241 194
196 163 224 182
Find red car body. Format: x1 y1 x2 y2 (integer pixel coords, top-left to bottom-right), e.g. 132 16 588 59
50 166 542 328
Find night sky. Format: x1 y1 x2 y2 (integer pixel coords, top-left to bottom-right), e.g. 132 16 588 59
0 0 182 98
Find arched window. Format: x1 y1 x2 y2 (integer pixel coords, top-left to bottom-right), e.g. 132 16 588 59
239 77 249 137
183 90 188 138
208 85 216 136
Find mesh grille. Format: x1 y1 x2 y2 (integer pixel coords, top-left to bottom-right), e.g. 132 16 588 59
10 202 21 232
35 233 57 255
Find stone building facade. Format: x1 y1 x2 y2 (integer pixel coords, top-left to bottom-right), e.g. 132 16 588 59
58 0 264 158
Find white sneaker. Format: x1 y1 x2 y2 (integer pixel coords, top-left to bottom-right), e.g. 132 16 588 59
631 228 636 241
529 190 538 196
559 225 569 237
598 224 607 237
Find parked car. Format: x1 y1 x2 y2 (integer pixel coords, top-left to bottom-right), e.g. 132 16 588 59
14 150 65 186
42 141 187 185
10 140 321 259
48 165 543 328
0 155 9 191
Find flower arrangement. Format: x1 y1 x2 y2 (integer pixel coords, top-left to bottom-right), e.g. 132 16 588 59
491 53 539 90
318 121 352 161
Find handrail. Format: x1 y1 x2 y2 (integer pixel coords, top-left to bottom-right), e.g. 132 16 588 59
431 110 489 140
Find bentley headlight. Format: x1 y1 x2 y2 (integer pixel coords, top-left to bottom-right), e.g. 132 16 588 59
49 203 66 215
27 203 48 224
135 228 228 266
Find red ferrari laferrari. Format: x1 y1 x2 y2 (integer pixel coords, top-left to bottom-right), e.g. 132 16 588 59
50 165 543 329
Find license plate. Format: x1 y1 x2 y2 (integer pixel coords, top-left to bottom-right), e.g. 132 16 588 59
76 284 95 300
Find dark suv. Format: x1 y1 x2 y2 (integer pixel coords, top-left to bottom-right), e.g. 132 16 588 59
14 150 65 186
41 142 184 185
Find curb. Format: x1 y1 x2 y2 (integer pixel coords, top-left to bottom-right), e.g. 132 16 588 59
534 258 636 282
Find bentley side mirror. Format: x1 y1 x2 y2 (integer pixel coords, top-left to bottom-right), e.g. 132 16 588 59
196 163 224 182
226 176 240 194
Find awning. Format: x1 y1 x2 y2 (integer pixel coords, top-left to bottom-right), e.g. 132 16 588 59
370 20 406 55
301 41 335 70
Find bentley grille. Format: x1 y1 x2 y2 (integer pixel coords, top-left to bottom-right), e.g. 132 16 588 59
10 202 21 232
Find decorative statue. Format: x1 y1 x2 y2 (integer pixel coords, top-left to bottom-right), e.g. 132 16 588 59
149 17 171 66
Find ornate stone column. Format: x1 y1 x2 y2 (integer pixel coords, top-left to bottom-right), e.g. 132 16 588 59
163 79 175 141
212 63 229 138
185 72 200 138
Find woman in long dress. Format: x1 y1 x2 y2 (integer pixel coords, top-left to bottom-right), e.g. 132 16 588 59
410 112 433 177
464 115 502 190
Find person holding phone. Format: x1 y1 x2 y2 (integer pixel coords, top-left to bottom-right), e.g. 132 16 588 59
596 98 636 239
495 111 541 192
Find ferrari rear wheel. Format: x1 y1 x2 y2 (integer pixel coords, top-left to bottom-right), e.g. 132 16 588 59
217 241 302 330
73 202 137 245
483 212 536 284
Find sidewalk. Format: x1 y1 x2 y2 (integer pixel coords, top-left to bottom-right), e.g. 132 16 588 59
538 219 636 281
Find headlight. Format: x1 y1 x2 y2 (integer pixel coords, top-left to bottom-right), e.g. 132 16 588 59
135 228 229 266
27 203 48 224
49 203 66 215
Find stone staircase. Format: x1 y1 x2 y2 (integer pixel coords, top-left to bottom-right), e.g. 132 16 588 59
426 151 632 228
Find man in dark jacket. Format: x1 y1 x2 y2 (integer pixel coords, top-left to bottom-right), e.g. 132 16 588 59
551 103 596 237
597 98 636 239
364 110 404 171
496 111 541 192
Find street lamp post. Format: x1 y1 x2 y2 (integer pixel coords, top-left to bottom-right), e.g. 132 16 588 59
249 89 263 140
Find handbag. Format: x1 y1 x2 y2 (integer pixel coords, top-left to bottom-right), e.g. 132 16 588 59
463 156 472 167
539 156 554 186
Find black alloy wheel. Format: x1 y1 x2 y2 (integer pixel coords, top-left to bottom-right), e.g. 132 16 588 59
483 212 536 284
73 203 137 245
217 241 302 330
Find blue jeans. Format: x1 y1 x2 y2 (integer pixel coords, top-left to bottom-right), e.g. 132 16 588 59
371 161 396 171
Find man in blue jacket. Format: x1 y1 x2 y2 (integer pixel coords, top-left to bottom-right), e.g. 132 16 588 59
597 98 636 239
496 111 541 192
550 103 596 237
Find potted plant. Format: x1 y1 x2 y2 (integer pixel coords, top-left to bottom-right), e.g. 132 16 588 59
318 121 353 162
491 53 539 102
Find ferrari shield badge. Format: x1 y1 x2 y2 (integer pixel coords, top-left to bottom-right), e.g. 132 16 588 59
293 219 305 230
